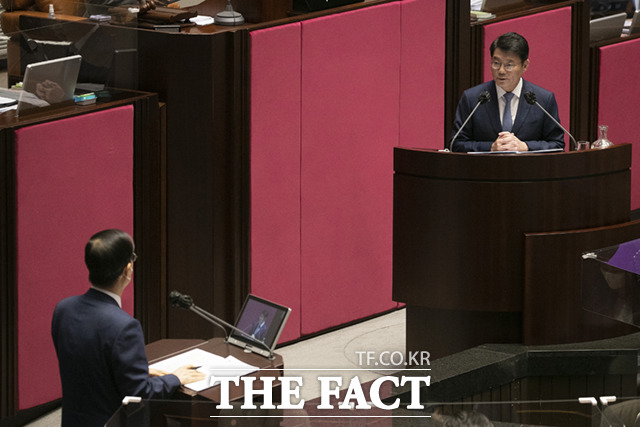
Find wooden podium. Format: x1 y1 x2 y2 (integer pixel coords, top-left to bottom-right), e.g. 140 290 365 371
146 338 284 402
142 338 284 424
392 145 634 359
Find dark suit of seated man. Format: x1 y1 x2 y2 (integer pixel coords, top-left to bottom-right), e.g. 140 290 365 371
52 229 205 427
451 32 565 153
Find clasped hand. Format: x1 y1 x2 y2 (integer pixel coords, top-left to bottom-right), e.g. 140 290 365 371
492 132 528 152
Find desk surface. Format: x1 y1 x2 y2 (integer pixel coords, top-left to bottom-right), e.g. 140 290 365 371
0 89 156 130
146 338 284 403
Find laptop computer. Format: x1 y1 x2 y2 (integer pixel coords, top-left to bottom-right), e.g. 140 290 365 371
590 12 627 42
227 294 291 359
18 54 82 114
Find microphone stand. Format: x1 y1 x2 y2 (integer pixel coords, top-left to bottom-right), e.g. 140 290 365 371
448 91 491 152
523 91 576 151
188 304 230 340
170 291 275 360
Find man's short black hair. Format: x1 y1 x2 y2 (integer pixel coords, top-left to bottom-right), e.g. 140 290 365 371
85 229 134 287
490 32 529 63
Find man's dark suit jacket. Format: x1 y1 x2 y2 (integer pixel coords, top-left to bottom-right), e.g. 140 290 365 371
250 321 269 342
52 288 181 427
451 80 565 152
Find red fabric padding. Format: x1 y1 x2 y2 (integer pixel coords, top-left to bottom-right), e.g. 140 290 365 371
299 3 401 335
599 39 640 211
250 23 302 343
483 7 572 149
15 106 134 409
249 0 446 341
400 0 446 148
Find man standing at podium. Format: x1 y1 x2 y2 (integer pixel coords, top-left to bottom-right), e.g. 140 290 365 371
451 32 565 153
52 229 204 427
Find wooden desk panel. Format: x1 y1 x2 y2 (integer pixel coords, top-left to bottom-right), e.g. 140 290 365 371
524 220 640 345
0 91 162 419
393 146 632 359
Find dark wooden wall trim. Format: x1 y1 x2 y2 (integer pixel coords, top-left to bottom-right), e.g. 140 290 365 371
134 28 251 342
570 0 591 141
0 131 16 419
588 44 601 142
132 94 166 342
444 0 471 144
210 29 252 330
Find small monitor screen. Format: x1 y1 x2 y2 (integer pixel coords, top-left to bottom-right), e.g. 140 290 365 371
227 295 291 359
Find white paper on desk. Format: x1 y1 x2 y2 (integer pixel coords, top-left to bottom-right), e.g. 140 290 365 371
149 348 259 392
199 355 259 392
190 15 214 26
215 355 260 378
467 148 564 154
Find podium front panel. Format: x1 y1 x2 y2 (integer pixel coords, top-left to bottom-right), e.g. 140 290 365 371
393 146 632 357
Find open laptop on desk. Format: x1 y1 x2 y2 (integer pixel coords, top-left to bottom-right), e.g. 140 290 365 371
590 12 627 42
227 294 291 359
17 55 82 115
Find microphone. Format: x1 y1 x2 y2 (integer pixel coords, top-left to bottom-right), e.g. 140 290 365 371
449 91 491 152
169 290 227 338
523 91 576 151
169 290 193 309
169 290 275 359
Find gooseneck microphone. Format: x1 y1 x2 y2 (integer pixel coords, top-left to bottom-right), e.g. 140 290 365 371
449 91 491 152
169 290 275 359
523 91 576 151
169 290 194 309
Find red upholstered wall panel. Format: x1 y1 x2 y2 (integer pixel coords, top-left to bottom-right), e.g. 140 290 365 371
15 106 134 409
400 0 446 148
599 39 640 211
249 0 446 340
299 3 401 335
250 23 302 343
483 7 572 149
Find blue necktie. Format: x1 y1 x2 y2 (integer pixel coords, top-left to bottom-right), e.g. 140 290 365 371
503 92 514 132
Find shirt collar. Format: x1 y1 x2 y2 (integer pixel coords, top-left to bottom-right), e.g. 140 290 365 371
91 286 122 308
496 78 523 100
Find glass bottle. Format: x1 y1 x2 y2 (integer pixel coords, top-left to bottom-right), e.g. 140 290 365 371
591 125 613 149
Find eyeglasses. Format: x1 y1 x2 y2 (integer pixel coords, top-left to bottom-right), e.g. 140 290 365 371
491 61 519 72
131 252 138 263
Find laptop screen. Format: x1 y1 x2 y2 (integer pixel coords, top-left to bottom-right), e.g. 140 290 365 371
18 54 82 114
227 294 291 359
